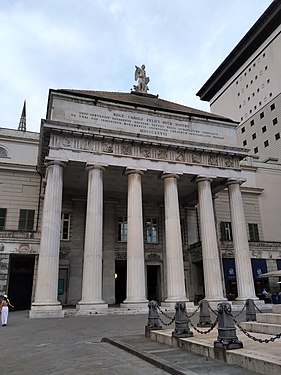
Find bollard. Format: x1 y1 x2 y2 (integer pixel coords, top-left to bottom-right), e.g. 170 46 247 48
214 302 243 350
145 300 162 336
246 299 256 322
172 302 193 338
197 299 212 327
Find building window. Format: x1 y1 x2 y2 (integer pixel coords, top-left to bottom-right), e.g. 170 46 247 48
267 78 270 83
220 222 233 241
118 217 127 242
0 147 8 158
264 140 269 147
275 133 280 140
250 120 254 126
265 65 268 70
248 223 260 241
0 208 7 230
252 133 256 140
262 126 267 133
273 118 278 125
243 140 247 146
254 147 258 154
146 217 158 243
241 127 245 133
260 112 264 119
270 103 275 111
61 213 70 240
18 209 35 231
269 92 272 97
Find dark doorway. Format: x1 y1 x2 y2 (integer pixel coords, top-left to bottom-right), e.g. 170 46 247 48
115 260 126 304
147 265 161 303
7 255 35 310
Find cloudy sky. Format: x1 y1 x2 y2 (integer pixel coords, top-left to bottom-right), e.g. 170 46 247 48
0 0 273 132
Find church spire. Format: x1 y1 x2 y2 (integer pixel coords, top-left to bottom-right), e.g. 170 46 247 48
18 100 26 131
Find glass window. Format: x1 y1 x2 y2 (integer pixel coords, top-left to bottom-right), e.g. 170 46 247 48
262 126 267 133
260 112 264 119
250 120 254 126
264 140 269 148
243 140 247 146
18 209 35 231
118 217 127 242
0 208 7 230
146 217 158 243
273 118 278 125
61 213 70 240
248 223 260 241
220 222 233 241
275 133 280 140
254 147 259 154
252 133 256 140
241 127 245 133
270 103 275 111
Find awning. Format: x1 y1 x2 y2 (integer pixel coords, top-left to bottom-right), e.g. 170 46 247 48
258 270 281 277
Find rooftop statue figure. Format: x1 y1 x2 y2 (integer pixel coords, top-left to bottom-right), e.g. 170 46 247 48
133 64 150 93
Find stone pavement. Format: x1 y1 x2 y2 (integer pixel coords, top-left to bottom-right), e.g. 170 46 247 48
0 309 264 375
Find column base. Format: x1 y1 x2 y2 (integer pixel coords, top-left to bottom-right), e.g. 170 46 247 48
29 302 64 319
77 301 108 315
232 297 260 305
120 301 148 311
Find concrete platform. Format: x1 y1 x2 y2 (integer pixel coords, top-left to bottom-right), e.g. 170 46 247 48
147 327 281 375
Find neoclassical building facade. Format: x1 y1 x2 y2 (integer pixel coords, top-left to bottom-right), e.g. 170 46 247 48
29 88 260 317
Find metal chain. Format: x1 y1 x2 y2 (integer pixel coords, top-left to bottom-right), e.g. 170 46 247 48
253 302 263 313
188 316 219 335
233 303 246 318
207 302 218 315
185 305 200 319
156 306 176 326
231 313 281 343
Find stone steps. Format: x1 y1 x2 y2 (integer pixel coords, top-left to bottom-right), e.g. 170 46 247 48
257 313 281 324
240 321 281 335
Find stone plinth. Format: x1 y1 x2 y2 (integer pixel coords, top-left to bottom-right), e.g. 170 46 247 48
29 303 64 319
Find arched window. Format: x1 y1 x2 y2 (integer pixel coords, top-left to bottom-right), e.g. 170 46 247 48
0 146 8 158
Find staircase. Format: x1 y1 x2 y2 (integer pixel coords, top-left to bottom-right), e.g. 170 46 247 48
241 305 281 335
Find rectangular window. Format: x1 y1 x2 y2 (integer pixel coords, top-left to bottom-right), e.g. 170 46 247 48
262 126 267 133
243 139 247 146
250 119 254 126
275 133 280 140
18 209 35 231
61 213 70 240
270 103 275 111
248 223 260 241
0 208 7 230
220 222 233 241
264 140 269 147
260 112 264 119
273 118 278 125
252 133 256 140
118 217 127 242
146 217 158 243
241 127 245 133
254 146 259 154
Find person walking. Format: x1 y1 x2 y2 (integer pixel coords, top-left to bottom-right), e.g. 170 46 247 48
0 295 14 326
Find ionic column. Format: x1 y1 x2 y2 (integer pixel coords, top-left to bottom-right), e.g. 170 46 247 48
121 169 148 309
227 178 257 302
162 173 189 307
78 165 108 313
30 160 66 318
195 176 225 302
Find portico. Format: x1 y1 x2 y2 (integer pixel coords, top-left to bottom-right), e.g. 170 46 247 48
29 88 258 318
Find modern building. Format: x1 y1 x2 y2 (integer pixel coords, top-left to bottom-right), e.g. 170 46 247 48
197 0 281 163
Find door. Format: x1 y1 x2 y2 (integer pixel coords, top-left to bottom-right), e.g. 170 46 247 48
115 260 127 304
58 268 68 305
7 254 35 310
147 265 161 303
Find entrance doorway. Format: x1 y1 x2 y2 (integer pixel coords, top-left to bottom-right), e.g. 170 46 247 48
115 260 126 304
58 268 68 305
147 265 161 303
7 254 35 310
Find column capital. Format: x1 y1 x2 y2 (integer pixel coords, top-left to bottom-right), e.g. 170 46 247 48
86 163 107 172
45 159 68 168
226 177 247 187
195 175 216 184
125 168 146 176
161 172 182 180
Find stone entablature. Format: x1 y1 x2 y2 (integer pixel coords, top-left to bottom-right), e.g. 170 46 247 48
49 133 240 170
220 241 281 259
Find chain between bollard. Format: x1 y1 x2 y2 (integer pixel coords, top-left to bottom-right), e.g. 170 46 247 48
253 302 263 313
207 302 218 315
185 304 200 319
156 306 176 326
188 315 219 335
233 302 247 318
230 313 281 343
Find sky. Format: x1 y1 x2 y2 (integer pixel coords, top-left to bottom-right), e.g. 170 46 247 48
0 0 273 133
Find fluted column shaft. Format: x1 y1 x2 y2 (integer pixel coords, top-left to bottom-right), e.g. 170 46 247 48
123 169 147 303
34 161 65 304
196 176 225 301
80 165 106 304
227 179 257 301
163 173 187 302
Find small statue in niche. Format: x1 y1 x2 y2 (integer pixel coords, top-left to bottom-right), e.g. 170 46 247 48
133 64 150 93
